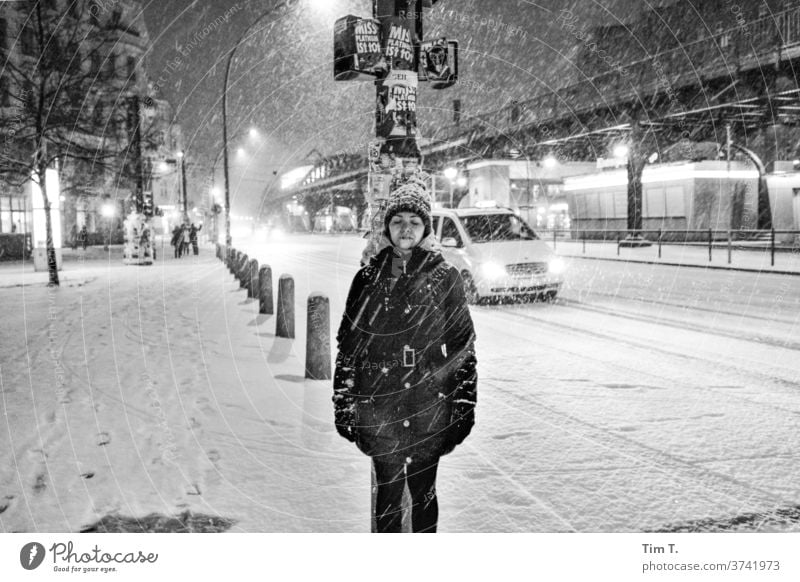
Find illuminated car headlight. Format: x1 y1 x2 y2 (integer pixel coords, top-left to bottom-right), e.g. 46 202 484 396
479 262 507 280
548 257 566 275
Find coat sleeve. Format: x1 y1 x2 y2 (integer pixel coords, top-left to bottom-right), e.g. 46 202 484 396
442 268 477 413
332 270 367 442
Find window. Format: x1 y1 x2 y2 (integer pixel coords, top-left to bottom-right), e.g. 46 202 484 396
126 56 136 81
21 26 36 56
105 54 116 79
644 186 685 217
0 77 9 107
585 192 601 218
91 52 102 75
440 217 463 247
644 187 664 217
664 186 685 217
612 190 627 218
460 214 539 243
431 215 441 237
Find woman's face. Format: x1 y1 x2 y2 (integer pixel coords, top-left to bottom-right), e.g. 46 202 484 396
388 211 425 250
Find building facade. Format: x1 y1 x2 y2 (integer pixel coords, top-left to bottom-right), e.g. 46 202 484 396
0 0 180 250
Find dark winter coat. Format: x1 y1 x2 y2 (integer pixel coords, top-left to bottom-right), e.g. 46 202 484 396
333 244 477 465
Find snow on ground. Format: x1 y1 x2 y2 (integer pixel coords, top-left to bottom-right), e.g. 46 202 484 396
1 235 799 532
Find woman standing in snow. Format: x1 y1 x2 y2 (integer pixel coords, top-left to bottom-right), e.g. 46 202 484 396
333 178 477 533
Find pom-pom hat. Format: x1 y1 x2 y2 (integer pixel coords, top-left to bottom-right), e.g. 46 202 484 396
383 177 432 238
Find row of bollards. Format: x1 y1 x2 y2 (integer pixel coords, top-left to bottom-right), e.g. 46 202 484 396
216 244 331 380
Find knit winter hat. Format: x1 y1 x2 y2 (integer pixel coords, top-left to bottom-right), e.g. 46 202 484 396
383 177 432 238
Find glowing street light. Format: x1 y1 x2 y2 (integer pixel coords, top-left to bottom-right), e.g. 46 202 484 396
544 155 558 168
614 144 630 159
444 167 458 181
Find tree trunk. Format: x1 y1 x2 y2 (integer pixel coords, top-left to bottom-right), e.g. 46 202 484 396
39 164 60 286
626 123 646 236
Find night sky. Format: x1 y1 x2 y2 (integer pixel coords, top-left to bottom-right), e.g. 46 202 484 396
138 0 676 215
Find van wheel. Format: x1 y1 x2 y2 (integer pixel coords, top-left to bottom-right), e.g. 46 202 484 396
545 291 558 301
462 272 480 305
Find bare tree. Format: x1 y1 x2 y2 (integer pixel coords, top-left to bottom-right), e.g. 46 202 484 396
0 0 147 285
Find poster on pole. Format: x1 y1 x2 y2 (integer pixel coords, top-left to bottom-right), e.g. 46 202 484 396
376 69 418 139
334 16 386 80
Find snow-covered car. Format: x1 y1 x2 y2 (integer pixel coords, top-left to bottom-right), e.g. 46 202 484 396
431 207 565 303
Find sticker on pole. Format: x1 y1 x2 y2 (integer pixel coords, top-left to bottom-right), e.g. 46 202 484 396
419 39 458 89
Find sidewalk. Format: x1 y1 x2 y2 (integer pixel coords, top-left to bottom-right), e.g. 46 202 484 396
0 246 367 532
550 239 800 275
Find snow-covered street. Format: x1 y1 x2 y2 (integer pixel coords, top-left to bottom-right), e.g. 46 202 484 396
1 236 799 532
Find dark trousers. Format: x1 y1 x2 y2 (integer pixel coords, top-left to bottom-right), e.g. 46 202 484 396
373 456 440 533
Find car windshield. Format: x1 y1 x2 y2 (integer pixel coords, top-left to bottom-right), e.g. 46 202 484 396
460 214 539 243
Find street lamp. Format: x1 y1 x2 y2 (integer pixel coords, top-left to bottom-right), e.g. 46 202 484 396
222 1 298 248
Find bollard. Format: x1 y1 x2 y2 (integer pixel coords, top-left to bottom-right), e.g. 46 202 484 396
238 254 249 287
248 259 259 299
228 249 237 274
276 274 295 338
259 265 274 315
305 294 331 380
233 251 242 278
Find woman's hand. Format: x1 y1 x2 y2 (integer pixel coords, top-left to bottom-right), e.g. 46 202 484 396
333 394 357 443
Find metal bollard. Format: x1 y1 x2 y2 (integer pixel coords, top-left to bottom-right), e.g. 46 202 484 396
276 274 295 338
248 259 259 299
259 265 274 315
305 294 331 380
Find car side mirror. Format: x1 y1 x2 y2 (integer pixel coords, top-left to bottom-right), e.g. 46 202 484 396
441 237 458 248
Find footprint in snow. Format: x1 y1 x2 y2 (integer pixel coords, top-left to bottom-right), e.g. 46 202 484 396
492 431 531 440
97 432 111 446
0 495 14 513
33 474 46 493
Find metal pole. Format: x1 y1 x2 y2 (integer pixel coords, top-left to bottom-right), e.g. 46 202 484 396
658 228 662 259
708 228 712 262
727 230 732 264
221 4 291 248
771 228 776 267
181 152 188 222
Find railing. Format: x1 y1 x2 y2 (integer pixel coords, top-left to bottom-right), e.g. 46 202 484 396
546 229 800 268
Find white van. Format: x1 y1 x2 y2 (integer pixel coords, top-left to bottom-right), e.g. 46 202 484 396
431 207 565 303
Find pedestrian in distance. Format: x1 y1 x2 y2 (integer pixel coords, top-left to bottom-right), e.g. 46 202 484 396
78 225 88 250
170 225 182 258
333 176 478 533
181 224 191 258
189 223 202 256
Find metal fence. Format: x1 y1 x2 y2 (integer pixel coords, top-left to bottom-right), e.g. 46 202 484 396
545 229 800 268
